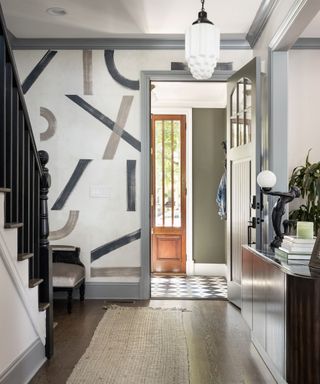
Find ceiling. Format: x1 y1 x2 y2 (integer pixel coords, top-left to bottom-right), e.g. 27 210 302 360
301 10 320 38
0 0 263 39
151 82 227 109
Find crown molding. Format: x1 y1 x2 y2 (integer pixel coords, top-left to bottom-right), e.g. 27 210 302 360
9 34 250 50
246 0 279 48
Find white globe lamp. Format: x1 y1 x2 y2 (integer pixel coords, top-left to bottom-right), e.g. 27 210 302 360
185 0 220 80
257 170 277 192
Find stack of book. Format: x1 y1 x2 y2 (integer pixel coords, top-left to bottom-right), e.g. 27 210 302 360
275 235 316 262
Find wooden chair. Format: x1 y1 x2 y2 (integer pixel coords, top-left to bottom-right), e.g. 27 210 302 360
52 245 85 314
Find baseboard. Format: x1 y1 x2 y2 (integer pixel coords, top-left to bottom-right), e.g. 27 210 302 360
251 333 287 384
0 338 46 384
54 282 141 300
193 263 227 277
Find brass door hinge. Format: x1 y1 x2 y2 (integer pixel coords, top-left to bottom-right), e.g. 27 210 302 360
151 194 154 207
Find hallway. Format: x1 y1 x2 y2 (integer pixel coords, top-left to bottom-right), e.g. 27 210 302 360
31 300 275 384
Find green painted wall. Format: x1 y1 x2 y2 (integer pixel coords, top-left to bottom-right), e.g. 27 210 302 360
192 108 226 264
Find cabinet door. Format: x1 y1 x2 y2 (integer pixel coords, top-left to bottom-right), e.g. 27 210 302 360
242 247 253 329
266 263 286 377
252 255 266 348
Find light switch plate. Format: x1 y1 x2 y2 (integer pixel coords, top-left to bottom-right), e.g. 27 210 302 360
90 185 112 198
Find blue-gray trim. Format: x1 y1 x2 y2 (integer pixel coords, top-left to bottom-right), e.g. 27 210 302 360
84 282 140 299
0 338 45 384
51 159 92 210
140 70 233 300
267 50 288 244
91 229 141 262
127 160 136 211
246 0 279 48
21 50 57 94
10 34 251 50
292 38 320 49
66 95 141 152
105 50 139 90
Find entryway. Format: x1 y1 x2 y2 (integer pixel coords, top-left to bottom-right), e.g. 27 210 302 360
149 80 229 300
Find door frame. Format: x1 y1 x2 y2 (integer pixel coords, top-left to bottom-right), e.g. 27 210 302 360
140 70 234 299
152 107 193 275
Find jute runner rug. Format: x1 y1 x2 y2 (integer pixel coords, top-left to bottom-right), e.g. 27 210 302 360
67 306 190 384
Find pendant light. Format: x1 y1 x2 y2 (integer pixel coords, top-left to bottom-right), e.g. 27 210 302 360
185 0 220 80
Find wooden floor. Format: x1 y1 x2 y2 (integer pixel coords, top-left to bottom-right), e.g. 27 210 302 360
31 299 276 384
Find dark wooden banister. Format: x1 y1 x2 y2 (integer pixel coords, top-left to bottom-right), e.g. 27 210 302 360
0 5 53 358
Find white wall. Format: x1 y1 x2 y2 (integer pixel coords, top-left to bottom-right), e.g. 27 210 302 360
14 48 252 285
288 50 320 174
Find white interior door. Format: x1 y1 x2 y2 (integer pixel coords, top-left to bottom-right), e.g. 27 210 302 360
227 58 262 308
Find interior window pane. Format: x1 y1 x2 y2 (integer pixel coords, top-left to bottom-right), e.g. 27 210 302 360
231 89 237 117
173 120 181 227
245 79 252 109
155 120 163 226
238 80 244 113
245 109 252 143
238 112 244 146
164 120 173 227
231 118 237 148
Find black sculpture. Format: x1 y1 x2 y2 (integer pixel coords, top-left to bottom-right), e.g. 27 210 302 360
264 186 301 249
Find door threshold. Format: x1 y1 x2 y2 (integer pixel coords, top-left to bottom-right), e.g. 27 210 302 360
151 272 186 277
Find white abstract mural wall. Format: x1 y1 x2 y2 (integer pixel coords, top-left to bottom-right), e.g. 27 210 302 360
14 49 252 285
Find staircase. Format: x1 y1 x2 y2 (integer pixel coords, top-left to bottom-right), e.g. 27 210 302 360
0 7 52 358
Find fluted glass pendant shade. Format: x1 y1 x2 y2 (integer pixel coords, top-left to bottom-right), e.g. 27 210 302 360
185 2 220 80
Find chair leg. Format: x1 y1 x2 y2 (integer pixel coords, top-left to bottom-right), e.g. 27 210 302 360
67 289 73 314
80 281 85 302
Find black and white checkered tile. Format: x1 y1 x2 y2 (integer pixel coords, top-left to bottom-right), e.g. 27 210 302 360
151 275 227 299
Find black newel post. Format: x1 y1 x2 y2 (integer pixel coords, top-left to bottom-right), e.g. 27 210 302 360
38 150 53 359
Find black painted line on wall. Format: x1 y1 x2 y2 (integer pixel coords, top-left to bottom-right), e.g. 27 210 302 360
51 159 92 210
91 229 141 262
127 160 136 211
104 50 140 90
22 50 57 94
66 95 141 152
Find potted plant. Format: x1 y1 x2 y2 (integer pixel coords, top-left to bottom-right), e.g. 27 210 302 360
289 149 320 235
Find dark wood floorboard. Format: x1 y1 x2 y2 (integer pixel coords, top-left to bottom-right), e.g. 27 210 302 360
30 299 276 384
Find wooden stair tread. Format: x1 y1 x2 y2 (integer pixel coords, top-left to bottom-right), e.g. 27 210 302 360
39 302 50 312
18 253 33 261
0 188 11 193
4 222 23 229
29 278 44 288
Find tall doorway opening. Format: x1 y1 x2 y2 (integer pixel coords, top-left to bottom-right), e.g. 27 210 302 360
149 81 228 300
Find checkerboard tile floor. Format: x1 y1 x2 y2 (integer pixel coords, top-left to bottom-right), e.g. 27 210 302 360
151 275 227 299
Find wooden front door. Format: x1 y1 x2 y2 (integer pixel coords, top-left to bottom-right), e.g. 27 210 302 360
151 114 186 274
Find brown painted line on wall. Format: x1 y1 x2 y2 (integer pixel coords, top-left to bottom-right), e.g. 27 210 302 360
90 267 141 278
40 107 57 141
83 50 93 95
48 210 79 240
103 95 134 159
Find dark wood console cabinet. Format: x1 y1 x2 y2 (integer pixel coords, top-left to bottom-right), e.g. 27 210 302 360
242 245 320 384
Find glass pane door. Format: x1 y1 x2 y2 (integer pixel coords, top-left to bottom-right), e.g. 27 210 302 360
153 116 183 228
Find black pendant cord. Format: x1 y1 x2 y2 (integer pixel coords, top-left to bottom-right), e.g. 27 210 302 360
193 0 213 25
